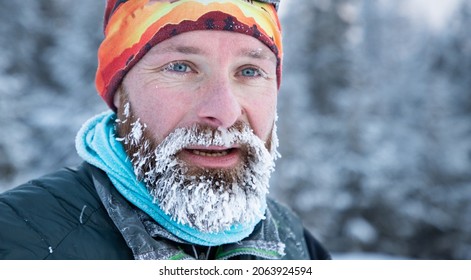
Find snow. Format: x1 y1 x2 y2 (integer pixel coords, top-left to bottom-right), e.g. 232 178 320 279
345 217 378 244
79 205 88 224
400 0 463 31
332 252 409 260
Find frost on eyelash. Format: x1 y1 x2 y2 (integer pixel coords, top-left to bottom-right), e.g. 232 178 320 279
163 62 189 73
163 63 175 72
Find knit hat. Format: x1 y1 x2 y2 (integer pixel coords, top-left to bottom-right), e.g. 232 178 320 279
95 0 283 111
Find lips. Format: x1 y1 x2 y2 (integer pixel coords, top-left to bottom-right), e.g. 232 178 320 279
190 149 231 157
179 147 241 168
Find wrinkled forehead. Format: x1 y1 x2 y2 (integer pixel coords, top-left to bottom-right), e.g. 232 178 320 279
145 29 277 61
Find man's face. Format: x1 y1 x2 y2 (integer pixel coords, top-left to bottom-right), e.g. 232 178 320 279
116 30 278 159
114 30 279 232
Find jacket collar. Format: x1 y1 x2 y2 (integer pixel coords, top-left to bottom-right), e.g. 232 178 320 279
90 163 285 260
138 207 286 260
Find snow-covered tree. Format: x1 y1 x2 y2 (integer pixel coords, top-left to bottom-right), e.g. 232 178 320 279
274 0 471 259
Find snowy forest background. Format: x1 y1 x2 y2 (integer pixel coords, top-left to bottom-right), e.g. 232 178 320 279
1 0 470 259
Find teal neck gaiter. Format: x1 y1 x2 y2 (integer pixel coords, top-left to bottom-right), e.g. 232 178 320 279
75 111 261 246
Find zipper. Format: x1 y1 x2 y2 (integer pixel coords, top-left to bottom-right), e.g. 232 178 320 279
192 245 212 260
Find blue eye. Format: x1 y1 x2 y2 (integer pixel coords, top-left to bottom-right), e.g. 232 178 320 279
166 62 191 73
241 68 259 77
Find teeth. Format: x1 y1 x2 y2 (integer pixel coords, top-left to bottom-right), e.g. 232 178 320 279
192 150 229 157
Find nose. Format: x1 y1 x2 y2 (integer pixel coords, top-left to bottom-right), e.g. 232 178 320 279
196 77 243 128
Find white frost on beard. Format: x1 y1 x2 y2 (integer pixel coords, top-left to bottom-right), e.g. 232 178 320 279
118 111 279 233
269 113 281 161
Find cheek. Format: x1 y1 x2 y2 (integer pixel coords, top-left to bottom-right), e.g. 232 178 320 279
247 95 277 142
128 90 189 142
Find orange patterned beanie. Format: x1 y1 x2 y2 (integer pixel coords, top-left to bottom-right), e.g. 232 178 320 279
96 0 282 110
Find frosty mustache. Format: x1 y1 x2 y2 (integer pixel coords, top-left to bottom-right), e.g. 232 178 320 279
137 121 274 184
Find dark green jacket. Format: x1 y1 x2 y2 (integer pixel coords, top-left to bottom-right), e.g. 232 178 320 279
0 162 330 260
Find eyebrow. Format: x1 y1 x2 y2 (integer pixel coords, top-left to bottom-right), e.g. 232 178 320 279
152 45 207 56
238 48 277 62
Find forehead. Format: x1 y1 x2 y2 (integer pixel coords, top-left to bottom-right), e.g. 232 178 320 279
146 30 277 62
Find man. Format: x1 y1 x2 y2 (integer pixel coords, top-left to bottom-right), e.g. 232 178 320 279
0 0 330 260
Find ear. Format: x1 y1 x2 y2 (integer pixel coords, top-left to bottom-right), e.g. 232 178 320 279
113 88 121 109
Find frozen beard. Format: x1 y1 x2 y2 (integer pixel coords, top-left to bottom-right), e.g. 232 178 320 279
115 101 280 233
